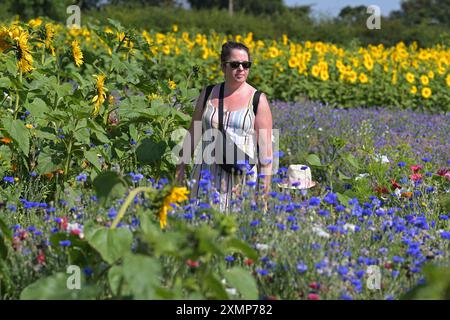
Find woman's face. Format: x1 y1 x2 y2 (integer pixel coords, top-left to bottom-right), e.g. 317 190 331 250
222 49 250 84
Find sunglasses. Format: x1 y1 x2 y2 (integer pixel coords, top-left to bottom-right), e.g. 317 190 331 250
224 61 252 69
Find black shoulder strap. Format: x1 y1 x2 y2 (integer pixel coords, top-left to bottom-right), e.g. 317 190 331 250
202 85 214 110
252 91 262 115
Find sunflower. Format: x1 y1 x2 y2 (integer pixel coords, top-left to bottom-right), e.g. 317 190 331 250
410 85 417 94
71 40 84 67
14 29 34 73
311 65 320 78
92 74 107 116
405 72 415 83
320 69 329 81
158 186 189 229
446 74 450 87
421 87 431 99
359 73 369 84
45 23 55 56
268 46 279 59
420 75 429 85
288 56 299 68
0 27 10 53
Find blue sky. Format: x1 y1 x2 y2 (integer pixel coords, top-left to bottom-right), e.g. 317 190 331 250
285 0 402 16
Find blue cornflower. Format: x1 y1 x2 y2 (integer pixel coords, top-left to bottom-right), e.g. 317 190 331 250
324 192 338 205
309 197 321 206
83 267 94 277
250 219 260 227
276 223 286 231
256 269 269 276
397 161 406 167
7 205 16 212
3 176 14 183
296 262 308 273
59 240 71 247
441 231 450 240
290 225 300 231
225 256 235 262
76 173 87 182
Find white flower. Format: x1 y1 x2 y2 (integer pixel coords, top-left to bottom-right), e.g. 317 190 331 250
374 154 390 164
255 243 269 250
343 223 356 232
355 173 369 181
312 226 330 238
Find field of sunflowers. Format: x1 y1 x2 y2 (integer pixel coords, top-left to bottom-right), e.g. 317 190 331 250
0 17 449 300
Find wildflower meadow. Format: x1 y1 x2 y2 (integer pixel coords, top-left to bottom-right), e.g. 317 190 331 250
0 14 449 301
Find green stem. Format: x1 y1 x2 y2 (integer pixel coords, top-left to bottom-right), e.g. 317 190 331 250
111 186 151 229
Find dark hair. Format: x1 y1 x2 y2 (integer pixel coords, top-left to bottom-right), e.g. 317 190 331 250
220 41 251 63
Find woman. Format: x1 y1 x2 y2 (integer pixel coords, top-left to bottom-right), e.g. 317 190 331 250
175 41 273 213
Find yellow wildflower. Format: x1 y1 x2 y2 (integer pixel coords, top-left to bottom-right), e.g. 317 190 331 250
92 74 107 116
159 186 189 229
420 75 429 85
71 40 84 67
410 86 417 94
168 80 176 90
359 73 368 84
405 72 415 83
421 87 431 99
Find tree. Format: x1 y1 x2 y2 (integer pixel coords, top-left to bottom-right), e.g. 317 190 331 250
338 5 368 24
390 0 449 26
187 0 286 16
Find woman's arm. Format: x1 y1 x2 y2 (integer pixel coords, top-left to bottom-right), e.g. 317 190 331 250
175 87 208 184
254 93 273 198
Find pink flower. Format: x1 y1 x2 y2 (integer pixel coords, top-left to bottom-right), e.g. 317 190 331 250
410 165 423 172
308 293 320 300
445 172 450 180
410 173 423 181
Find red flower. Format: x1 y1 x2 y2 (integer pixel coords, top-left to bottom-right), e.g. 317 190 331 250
390 179 401 190
410 165 422 172
374 185 389 194
71 229 81 236
186 259 200 268
410 173 423 181
309 282 320 290
244 258 254 266
59 217 68 230
37 250 46 265
384 262 393 269
308 293 320 300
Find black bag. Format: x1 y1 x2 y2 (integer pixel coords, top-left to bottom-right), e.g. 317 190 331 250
202 83 262 175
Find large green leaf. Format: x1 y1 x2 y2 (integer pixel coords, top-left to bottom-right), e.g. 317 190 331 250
85 150 102 171
204 272 229 300
26 98 50 117
224 267 258 300
122 254 161 299
36 152 60 174
3 120 30 155
108 265 132 297
225 238 258 260
136 138 165 164
92 171 128 205
20 272 99 300
84 223 132 264
305 154 323 167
